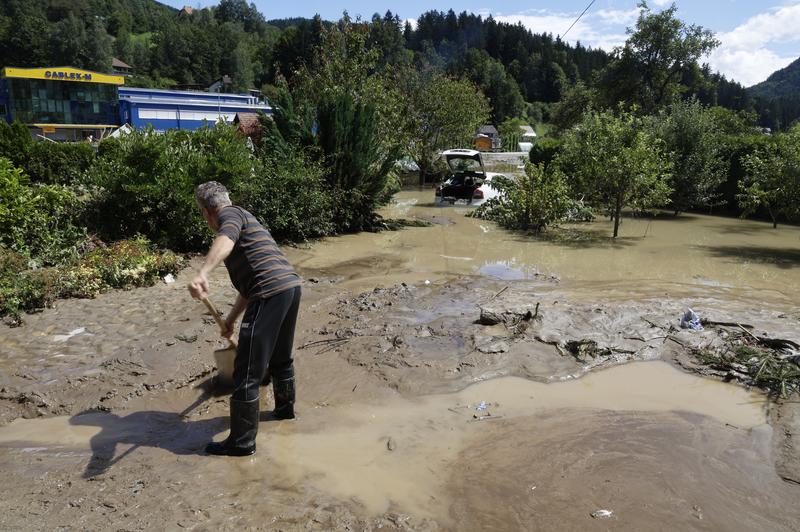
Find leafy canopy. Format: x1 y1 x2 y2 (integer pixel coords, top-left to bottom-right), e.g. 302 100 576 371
558 109 673 237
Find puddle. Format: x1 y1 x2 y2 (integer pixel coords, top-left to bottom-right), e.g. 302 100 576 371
0 362 766 519
288 189 800 302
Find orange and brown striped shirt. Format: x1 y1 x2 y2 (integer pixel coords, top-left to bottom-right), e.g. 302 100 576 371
217 206 301 300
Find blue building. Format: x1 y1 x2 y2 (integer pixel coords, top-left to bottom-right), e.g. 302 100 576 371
0 66 124 141
118 87 272 132
0 66 273 139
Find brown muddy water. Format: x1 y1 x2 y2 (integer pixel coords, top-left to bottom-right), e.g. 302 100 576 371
291 189 800 304
1 188 799 530
2 362 792 530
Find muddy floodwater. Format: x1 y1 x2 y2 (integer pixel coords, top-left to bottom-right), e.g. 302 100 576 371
1 188 799 530
292 190 800 304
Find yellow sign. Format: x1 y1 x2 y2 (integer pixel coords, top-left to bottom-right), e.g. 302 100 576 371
41 126 56 133
0 66 124 85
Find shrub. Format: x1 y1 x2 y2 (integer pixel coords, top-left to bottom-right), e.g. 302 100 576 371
1 237 185 325
233 152 335 241
529 138 562 169
0 158 85 265
25 141 96 185
0 247 62 326
471 162 573 232
70 236 185 292
85 125 256 251
0 120 33 168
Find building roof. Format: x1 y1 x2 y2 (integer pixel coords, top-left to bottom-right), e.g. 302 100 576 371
234 112 261 128
180 6 194 15
112 58 132 69
520 125 536 136
119 87 267 106
478 124 498 135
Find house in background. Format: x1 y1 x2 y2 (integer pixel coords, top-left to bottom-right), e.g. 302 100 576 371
111 58 133 77
475 124 499 151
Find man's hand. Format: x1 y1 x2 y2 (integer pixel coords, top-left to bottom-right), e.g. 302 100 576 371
221 315 236 340
187 273 209 300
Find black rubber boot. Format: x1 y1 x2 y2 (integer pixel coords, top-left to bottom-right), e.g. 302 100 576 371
272 377 295 420
205 398 259 456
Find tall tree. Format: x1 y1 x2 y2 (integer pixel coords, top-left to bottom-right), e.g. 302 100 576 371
394 67 490 185
316 91 401 230
84 19 113 72
598 2 719 114
453 50 524 123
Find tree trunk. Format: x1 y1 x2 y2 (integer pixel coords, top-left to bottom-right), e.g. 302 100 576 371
769 206 777 229
613 193 623 238
418 167 426 187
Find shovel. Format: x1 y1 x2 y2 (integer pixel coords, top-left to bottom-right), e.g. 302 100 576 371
201 297 236 387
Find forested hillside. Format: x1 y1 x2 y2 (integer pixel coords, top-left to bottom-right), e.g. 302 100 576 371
748 57 800 131
0 0 778 126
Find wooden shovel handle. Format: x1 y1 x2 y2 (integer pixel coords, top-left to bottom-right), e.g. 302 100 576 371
201 297 238 349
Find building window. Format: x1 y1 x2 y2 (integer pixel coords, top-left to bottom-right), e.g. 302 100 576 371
138 108 178 120
7 78 118 125
179 110 234 122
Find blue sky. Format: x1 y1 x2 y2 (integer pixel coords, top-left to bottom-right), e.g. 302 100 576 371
162 1 800 86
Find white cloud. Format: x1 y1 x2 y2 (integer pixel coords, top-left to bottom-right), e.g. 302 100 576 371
478 3 800 85
490 11 628 51
594 8 640 27
708 47 795 86
707 4 800 86
716 4 800 49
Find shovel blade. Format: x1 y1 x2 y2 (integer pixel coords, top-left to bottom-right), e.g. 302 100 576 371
214 347 236 387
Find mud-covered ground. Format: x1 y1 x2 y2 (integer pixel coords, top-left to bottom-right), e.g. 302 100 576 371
1 192 800 530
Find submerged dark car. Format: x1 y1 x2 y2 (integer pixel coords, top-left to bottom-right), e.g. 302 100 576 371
435 149 503 205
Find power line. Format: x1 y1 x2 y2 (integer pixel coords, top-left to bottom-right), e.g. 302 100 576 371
561 0 597 40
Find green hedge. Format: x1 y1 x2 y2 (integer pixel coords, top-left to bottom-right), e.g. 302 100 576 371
85 125 255 251
0 120 33 168
233 152 335 241
25 141 96 185
529 138 563 169
0 158 85 265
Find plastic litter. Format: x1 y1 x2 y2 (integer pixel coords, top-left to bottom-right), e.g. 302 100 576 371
680 308 703 330
591 509 613 519
424 280 431 285
476 400 487 411
53 327 87 342
163 273 176 284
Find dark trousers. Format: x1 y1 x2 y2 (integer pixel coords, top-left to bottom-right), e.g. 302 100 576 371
232 286 301 402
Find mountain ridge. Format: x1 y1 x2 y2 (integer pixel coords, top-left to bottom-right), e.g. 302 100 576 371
748 56 800 99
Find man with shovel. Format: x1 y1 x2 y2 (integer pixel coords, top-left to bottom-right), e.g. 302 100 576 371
188 181 301 456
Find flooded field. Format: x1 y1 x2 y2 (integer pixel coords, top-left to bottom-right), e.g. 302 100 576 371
0 188 798 530
291 189 800 304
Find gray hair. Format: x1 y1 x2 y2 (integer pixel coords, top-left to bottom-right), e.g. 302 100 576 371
195 181 231 210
